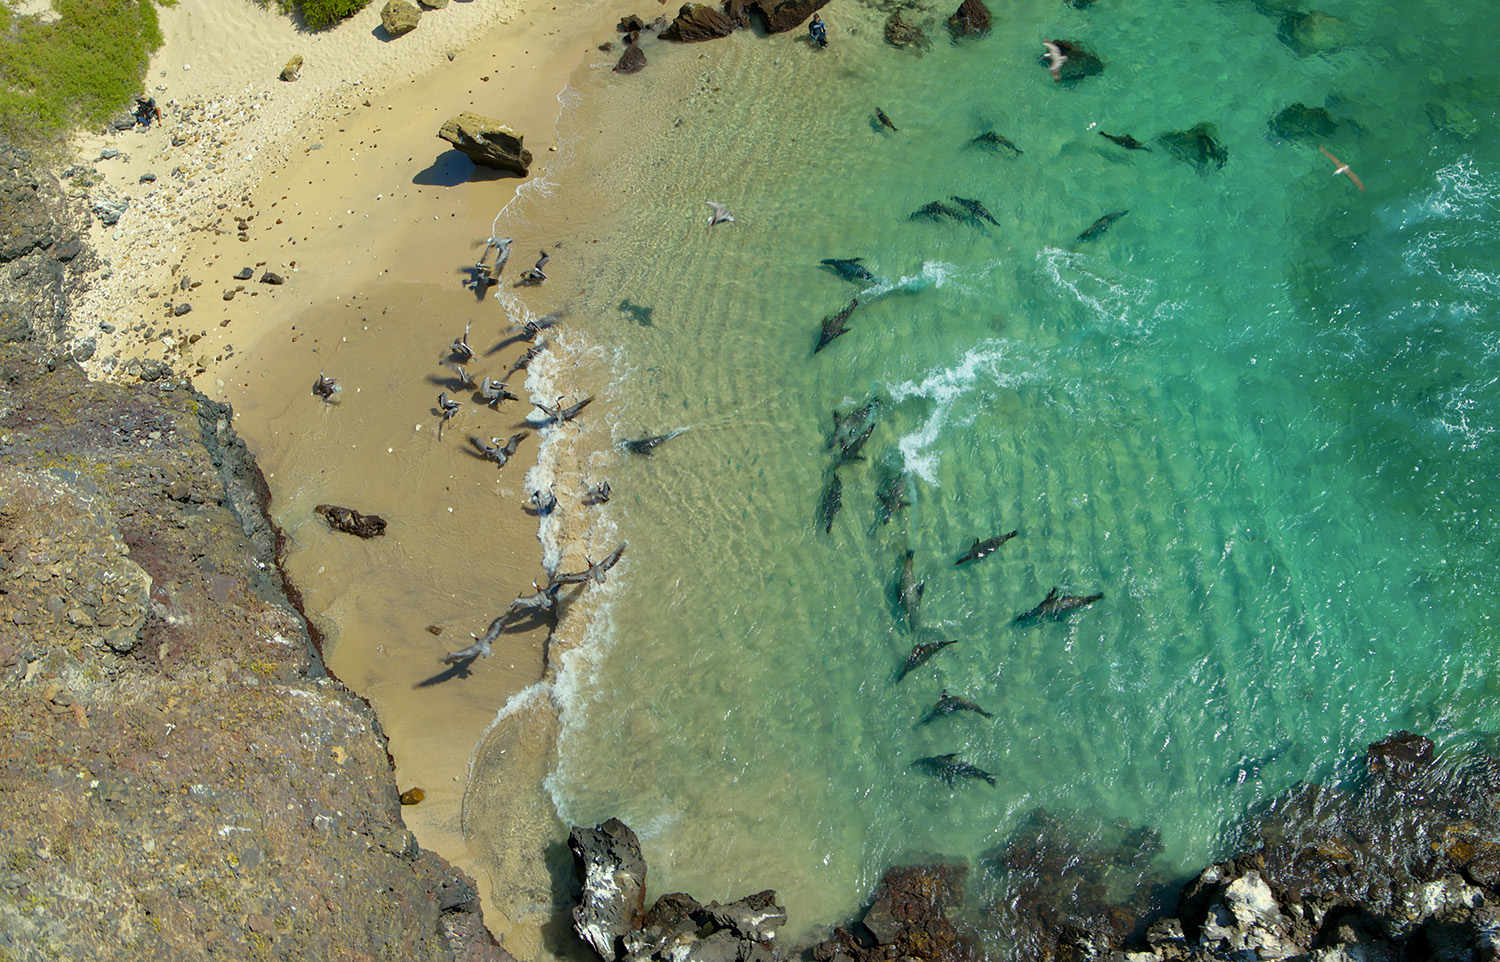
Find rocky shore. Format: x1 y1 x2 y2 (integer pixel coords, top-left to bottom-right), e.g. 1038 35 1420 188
560 732 1500 962
0 147 508 961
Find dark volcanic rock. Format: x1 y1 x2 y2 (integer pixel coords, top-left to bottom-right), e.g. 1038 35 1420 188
315 503 389 538
1269 101 1339 140
259 270 285 284
946 0 989 38
437 112 533 175
750 0 828 33
618 13 647 31
812 863 976 962
661 3 736 41
1367 729 1435 780
724 0 753 29
614 37 647 73
571 818 649 960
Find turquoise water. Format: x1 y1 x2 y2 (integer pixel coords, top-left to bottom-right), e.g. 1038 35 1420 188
484 0 1500 946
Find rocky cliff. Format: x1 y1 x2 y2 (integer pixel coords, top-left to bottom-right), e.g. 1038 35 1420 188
0 146 508 962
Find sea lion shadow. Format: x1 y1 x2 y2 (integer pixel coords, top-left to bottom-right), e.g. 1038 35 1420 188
618 298 654 326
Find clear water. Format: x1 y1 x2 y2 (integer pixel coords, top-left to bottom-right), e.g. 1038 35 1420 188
481 0 1500 945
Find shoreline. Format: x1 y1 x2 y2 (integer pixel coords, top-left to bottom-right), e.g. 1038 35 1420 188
60 0 651 955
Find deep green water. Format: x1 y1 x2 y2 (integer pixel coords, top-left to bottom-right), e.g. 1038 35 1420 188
483 0 1500 945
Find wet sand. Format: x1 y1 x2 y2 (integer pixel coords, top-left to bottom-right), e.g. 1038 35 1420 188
68 0 649 956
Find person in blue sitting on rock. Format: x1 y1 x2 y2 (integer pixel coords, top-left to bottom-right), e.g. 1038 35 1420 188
809 13 828 47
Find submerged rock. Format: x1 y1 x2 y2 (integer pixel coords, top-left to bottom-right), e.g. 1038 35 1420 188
437 112 533 175
884 10 928 50
1049 39 1105 85
946 0 990 39
1156 122 1229 171
1278 9 1347 55
1269 101 1338 140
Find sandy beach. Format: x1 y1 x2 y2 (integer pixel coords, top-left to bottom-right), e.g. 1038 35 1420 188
67 0 648 956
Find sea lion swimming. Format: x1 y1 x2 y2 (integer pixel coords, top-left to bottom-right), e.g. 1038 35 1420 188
818 473 843 533
832 422 875 467
950 195 1000 226
896 637 953 680
898 549 925 632
1078 210 1129 242
623 429 682 455
1099 130 1150 151
921 689 994 722
967 131 1023 154
1013 586 1104 624
829 399 879 450
814 298 860 354
912 752 995 786
954 530 1017 565
876 471 911 525
821 258 879 285
908 201 966 223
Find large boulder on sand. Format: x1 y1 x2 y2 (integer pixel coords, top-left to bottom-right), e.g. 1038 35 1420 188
381 0 421 37
947 0 990 38
750 0 828 33
437 113 533 175
614 35 647 73
661 3 736 41
570 819 648 960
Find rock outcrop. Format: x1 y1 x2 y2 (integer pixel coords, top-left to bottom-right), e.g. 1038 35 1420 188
1156 122 1229 172
570 818 649 959
1278 9 1347 56
812 863 975 962
661 2 736 41
750 0 827 33
0 144 510 962
614 36 647 74
380 0 421 38
1269 102 1338 140
946 0 989 39
437 112 533 175
569 818 787 962
279 54 303 81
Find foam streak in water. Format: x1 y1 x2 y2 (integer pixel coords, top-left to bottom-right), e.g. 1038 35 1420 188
885 340 1039 485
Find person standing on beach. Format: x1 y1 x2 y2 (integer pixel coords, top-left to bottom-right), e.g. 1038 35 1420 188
809 13 828 47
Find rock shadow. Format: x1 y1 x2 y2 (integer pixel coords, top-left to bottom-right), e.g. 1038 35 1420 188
413 150 526 187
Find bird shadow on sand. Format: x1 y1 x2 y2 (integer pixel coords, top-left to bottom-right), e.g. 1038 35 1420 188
414 659 478 688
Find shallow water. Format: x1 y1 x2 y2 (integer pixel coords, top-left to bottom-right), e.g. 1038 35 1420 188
476 0 1500 947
